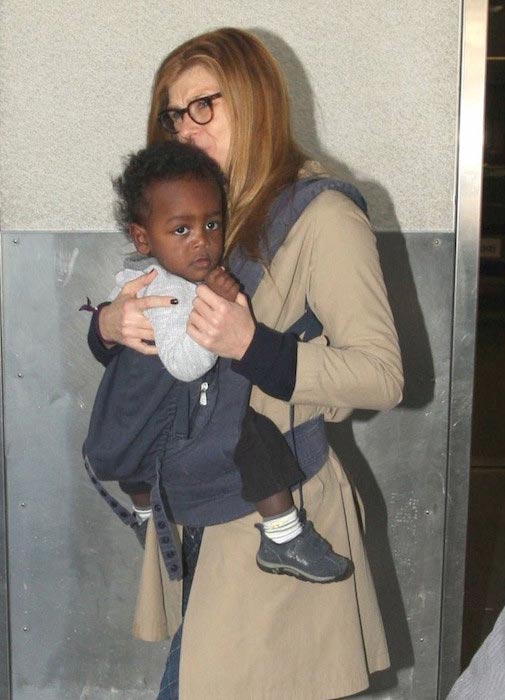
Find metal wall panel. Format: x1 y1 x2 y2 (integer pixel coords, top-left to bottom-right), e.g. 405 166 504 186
2 232 169 700
0 234 11 700
1 229 453 699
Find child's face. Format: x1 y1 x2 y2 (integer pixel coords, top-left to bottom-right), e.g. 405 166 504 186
130 176 224 283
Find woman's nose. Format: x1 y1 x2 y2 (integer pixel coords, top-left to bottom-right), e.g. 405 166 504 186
178 113 199 141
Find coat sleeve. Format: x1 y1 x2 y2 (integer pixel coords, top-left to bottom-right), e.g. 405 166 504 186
290 191 403 411
87 305 123 366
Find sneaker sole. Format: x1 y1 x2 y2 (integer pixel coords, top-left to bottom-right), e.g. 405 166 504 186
256 557 352 584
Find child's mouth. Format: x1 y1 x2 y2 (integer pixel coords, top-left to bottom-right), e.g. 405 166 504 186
192 257 212 269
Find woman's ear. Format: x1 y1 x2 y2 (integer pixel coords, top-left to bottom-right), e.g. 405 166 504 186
129 223 151 255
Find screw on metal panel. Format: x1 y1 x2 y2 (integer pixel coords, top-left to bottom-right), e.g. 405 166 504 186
420 637 425 642
12 238 20 244
433 239 441 246
17 372 23 378
20 502 26 507
425 509 431 515
22 626 29 632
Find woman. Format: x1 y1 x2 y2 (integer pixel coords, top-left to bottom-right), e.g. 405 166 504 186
90 27 403 700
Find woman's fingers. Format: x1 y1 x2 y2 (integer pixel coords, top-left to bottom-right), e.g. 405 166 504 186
187 287 255 359
136 295 178 311
127 338 159 355
119 268 158 297
97 269 175 348
193 281 223 309
191 293 221 325
235 292 249 308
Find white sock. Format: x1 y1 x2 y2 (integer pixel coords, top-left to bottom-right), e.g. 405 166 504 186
133 505 152 523
262 507 303 544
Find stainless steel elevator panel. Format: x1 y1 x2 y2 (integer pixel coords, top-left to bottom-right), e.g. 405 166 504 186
1 229 454 699
2 232 169 700
345 232 455 700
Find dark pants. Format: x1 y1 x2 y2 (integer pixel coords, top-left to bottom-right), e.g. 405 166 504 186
235 407 304 502
157 527 203 700
118 479 152 495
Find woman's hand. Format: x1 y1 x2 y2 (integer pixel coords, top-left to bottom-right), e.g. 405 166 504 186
98 269 175 355
187 284 255 360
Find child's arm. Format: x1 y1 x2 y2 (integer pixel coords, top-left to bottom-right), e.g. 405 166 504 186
148 269 240 380
111 266 240 382
140 267 217 382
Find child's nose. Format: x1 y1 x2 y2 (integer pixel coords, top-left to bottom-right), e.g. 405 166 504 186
192 229 207 248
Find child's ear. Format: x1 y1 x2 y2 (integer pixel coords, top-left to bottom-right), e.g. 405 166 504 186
130 223 151 255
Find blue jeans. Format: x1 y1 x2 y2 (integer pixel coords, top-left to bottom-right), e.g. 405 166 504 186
157 527 203 700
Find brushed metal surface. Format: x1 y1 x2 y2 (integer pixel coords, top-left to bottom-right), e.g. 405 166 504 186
2 232 169 700
0 230 11 700
438 1 488 697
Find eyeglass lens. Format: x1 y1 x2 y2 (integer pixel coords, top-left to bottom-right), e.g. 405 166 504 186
159 94 220 134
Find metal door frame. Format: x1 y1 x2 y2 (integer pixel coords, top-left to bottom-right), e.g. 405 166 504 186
438 0 488 697
0 234 11 698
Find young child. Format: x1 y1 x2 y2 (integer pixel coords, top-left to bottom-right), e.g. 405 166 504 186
103 140 351 584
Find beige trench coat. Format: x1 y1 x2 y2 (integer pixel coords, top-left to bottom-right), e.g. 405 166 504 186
133 187 404 700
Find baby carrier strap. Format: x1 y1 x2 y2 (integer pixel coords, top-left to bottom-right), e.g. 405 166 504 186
229 176 367 296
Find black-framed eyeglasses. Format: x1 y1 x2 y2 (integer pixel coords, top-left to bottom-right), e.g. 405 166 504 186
158 92 222 134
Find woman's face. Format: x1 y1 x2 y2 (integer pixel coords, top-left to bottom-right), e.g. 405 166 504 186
168 65 231 172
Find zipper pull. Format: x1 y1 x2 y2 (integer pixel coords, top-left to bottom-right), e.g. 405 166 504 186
199 381 209 406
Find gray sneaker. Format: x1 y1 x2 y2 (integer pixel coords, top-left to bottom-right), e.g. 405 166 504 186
255 520 352 583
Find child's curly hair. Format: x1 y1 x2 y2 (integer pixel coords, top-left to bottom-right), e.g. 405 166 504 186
113 141 227 237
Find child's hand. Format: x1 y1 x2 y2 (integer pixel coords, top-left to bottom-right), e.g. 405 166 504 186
204 267 240 302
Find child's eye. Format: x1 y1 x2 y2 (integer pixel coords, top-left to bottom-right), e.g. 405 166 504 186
173 226 189 236
206 220 221 231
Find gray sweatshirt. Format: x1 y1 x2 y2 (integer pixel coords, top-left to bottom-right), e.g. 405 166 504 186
110 253 217 382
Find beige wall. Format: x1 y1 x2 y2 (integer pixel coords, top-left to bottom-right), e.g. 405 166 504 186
0 1 460 232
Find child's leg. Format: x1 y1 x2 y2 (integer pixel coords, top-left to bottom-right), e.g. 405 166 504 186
130 491 152 509
119 480 152 518
119 481 152 547
256 489 294 517
235 408 352 583
235 408 305 505
256 488 304 545
235 409 305 542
